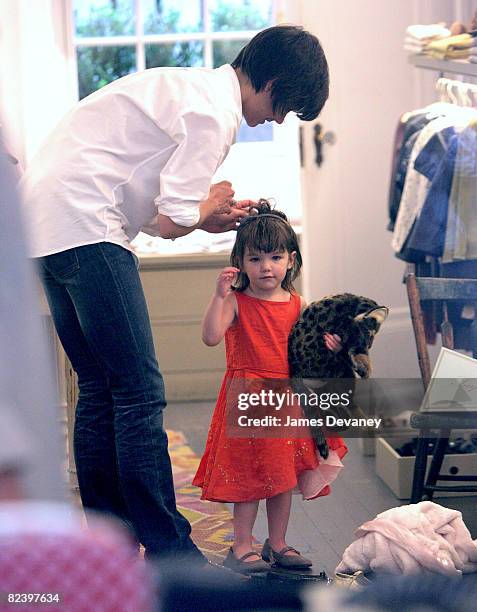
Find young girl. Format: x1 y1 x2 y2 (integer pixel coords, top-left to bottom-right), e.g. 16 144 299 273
192 201 347 574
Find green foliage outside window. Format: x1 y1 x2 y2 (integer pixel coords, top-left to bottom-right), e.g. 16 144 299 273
77 46 136 99
211 0 269 32
145 42 204 69
144 7 202 34
213 39 247 69
211 0 269 66
75 3 135 36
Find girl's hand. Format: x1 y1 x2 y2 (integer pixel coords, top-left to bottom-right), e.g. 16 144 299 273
216 267 240 299
324 333 342 353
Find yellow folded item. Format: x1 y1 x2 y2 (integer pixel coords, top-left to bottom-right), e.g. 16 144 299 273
427 48 470 60
426 33 472 59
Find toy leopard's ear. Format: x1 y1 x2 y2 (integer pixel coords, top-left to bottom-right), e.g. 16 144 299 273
353 306 389 325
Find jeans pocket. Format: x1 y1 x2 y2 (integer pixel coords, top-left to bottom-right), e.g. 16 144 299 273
132 252 140 270
43 248 80 280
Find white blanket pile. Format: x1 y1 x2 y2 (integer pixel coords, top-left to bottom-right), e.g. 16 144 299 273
336 501 477 576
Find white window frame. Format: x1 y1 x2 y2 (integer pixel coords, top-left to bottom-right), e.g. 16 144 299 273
69 0 277 96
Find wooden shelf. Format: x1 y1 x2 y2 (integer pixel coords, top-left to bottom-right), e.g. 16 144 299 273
409 55 477 78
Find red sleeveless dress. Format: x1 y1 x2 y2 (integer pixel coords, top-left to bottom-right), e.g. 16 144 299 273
193 292 347 503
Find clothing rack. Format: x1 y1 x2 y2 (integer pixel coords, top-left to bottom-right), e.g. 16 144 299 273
389 55 477 357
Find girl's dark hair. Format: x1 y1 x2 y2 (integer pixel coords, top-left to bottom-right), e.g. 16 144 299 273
231 199 302 293
231 25 329 121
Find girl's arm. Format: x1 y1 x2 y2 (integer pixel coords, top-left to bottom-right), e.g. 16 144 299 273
202 267 239 346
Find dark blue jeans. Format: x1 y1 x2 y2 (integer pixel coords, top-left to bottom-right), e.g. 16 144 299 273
38 242 203 562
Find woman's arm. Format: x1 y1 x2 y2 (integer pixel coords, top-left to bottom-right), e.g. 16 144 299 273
202 267 239 346
148 181 236 239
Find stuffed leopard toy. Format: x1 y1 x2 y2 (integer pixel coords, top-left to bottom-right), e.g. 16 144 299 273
288 293 388 458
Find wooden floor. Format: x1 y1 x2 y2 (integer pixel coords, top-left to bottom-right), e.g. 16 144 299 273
165 401 477 577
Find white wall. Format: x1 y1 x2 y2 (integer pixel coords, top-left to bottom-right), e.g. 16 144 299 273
0 0 76 167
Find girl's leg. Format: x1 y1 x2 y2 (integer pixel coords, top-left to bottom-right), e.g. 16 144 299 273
266 489 299 555
233 500 260 559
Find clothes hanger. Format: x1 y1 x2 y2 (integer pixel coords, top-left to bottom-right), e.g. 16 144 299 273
456 81 471 107
446 81 459 105
436 78 446 102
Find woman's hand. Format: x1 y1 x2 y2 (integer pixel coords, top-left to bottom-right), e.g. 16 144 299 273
215 266 240 299
324 333 342 353
208 181 235 212
201 199 255 233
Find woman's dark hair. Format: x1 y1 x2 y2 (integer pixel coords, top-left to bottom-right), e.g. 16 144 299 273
231 25 329 121
231 199 302 293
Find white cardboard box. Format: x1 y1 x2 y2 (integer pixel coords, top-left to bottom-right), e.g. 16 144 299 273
375 436 477 499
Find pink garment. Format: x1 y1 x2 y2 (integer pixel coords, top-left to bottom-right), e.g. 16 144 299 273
0 501 155 611
336 501 477 577
294 450 344 500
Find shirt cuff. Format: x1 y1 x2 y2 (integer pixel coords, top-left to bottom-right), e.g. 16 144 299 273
156 198 201 227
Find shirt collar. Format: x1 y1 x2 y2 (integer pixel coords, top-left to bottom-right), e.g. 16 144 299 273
217 64 242 118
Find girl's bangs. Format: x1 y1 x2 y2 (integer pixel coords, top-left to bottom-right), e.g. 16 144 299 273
244 222 290 254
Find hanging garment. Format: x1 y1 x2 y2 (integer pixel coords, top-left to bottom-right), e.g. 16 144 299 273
336 501 477 576
388 113 430 231
388 102 464 231
387 116 406 230
399 127 457 261
443 121 477 262
392 106 476 254
392 115 456 253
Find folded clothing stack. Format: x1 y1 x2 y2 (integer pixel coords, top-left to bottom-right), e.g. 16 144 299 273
404 23 451 54
470 45 477 63
426 32 477 60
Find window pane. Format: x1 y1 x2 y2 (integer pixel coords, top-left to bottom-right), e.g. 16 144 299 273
209 0 272 32
145 42 204 68
77 46 136 99
142 0 203 34
213 39 247 68
74 0 135 37
237 121 273 143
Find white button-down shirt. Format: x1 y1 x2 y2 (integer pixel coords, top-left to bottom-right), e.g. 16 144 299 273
20 64 242 257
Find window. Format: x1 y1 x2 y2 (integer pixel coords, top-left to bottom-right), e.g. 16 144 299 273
70 0 303 249
73 0 274 100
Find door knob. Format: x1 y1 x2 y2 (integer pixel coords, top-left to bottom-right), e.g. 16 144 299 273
314 123 336 167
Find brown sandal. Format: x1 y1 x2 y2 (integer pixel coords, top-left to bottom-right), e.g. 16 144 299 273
223 547 270 574
262 538 313 569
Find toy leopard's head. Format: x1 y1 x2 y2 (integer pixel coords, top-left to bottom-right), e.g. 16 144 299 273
288 293 388 379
